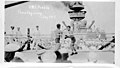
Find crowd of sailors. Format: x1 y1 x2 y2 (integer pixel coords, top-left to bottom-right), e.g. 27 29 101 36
4 22 115 63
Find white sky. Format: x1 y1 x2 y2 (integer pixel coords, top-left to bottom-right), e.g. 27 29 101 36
5 1 115 35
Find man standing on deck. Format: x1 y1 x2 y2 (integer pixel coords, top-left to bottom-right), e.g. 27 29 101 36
63 26 77 55
16 27 23 44
9 26 16 43
33 26 47 50
53 24 63 51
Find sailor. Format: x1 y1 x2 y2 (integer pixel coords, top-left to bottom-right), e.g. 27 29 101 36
9 26 16 43
52 24 63 51
10 26 16 35
33 26 48 50
63 26 77 55
18 28 32 51
59 38 72 63
16 27 23 45
33 26 41 50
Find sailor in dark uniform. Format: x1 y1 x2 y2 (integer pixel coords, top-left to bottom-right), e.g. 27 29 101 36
63 26 77 55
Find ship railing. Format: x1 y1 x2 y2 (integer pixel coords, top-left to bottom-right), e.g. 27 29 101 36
4 33 115 37
4 33 115 51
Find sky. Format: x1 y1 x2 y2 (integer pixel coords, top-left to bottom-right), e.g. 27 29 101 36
5 1 115 35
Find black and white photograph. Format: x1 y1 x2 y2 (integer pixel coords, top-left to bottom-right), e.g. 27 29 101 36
4 1 115 63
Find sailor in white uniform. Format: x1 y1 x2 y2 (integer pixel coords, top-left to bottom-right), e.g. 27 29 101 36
9 26 17 43
33 26 42 50
16 27 23 46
